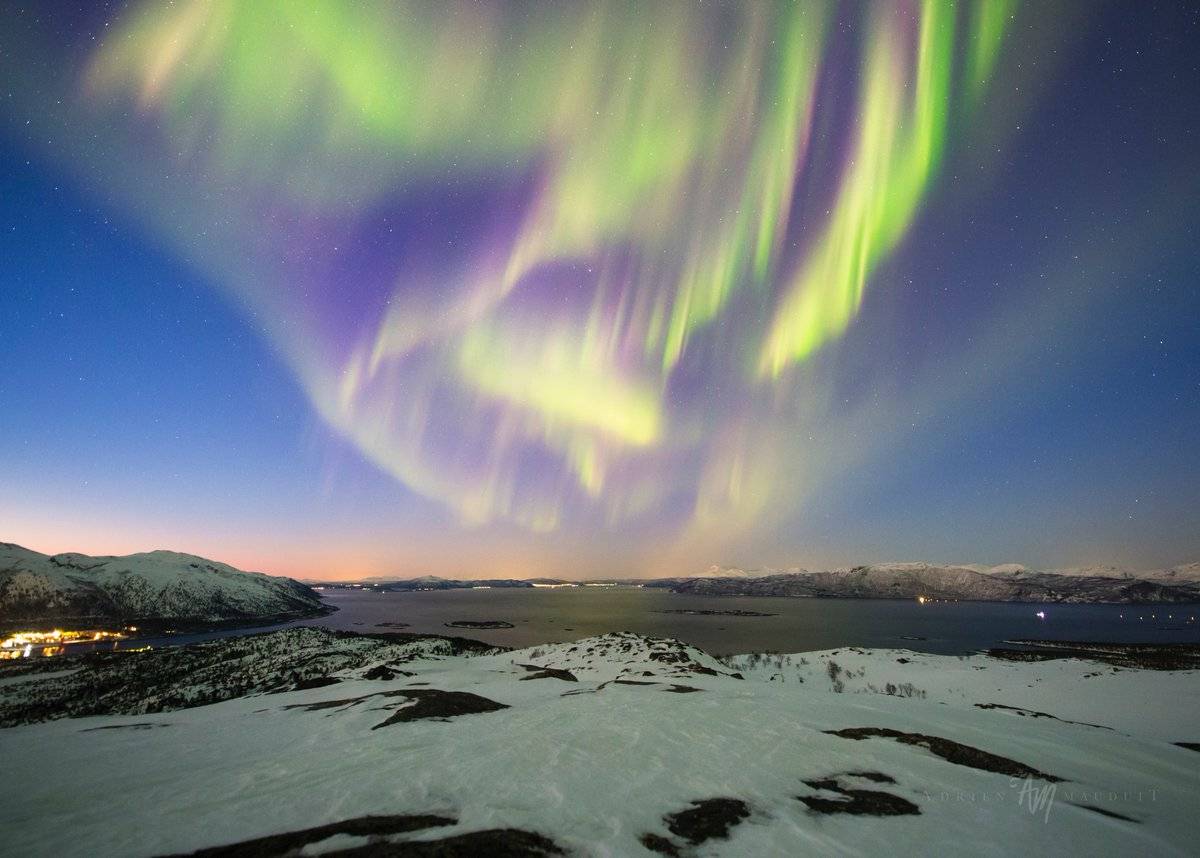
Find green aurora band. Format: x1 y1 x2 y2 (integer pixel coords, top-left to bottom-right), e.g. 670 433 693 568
15 0 1022 537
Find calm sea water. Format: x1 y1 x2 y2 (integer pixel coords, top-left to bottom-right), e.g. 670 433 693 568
90 587 1200 658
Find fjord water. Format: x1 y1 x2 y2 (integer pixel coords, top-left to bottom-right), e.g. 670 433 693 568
75 587 1198 658
280 588 1198 655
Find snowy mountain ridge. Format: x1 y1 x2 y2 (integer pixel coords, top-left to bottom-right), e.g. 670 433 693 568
705 560 1200 581
660 561 1200 603
0 542 329 627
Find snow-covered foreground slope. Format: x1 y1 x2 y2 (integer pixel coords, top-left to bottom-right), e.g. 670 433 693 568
0 542 327 626
2 631 1198 856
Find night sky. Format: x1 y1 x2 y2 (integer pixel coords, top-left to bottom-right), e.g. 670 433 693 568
1 1 1197 580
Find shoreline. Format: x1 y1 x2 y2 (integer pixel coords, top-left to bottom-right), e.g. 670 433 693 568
0 602 337 635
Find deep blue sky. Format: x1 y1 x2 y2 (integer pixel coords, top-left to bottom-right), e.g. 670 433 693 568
1 1 1197 578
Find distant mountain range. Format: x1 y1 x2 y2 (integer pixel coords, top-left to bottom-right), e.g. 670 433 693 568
324 575 540 591
316 561 1200 604
8 540 1196 629
640 562 1200 603
0 543 330 629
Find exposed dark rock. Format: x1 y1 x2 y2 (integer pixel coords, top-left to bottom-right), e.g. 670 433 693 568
326 828 563 856
974 702 1112 730
825 727 1063 782
844 771 895 783
444 620 515 629
638 833 680 856
1174 741 1200 752
516 664 577 682
664 685 702 693
280 691 409 712
799 775 919 816
364 665 405 681
281 687 509 728
1069 804 1140 823
664 798 751 845
373 690 509 727
160 814 456 857
649 652 714 675
79 722 168 732
169 819 563 857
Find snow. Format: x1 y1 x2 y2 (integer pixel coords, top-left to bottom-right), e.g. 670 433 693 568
0 542 322 622
1 631 1197 856
1046 566 1138 579
686 560 1200 583
725 647 1198 741
696 565 757 578
1154 563 1200 582
962 563 1029 577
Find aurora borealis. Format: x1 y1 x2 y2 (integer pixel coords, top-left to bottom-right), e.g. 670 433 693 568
2 1 1198 579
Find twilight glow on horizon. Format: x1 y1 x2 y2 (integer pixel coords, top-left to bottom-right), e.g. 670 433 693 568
1 1 1197 580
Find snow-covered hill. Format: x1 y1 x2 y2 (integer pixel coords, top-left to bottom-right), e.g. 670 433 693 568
0 543 329 627
1036 563 1200 581
1 629 1197 855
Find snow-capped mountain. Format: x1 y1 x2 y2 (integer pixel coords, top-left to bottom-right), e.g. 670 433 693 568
649 561 1200 603
996 563 1200 582
0 543 329 627
692 564 757 578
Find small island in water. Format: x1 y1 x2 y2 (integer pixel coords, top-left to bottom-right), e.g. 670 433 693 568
444 620 517 630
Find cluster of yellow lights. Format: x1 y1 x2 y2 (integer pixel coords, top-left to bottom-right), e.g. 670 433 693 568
0 629 128 651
